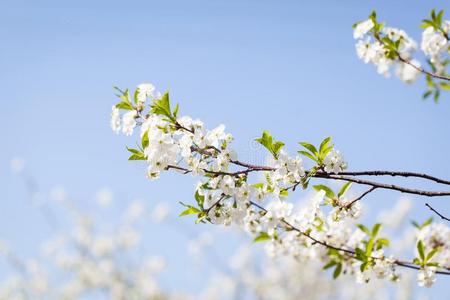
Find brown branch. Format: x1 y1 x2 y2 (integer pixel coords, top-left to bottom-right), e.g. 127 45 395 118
314 173 450 197
425 203 450 222
333 170 450 186
249 201 450 275
160 122 450 198
398 56 450 82
345 186 378 208
372 33 450 82
205 194 227 214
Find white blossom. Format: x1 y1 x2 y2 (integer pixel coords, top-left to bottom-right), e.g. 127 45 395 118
122 110 137 136
353 19 374 39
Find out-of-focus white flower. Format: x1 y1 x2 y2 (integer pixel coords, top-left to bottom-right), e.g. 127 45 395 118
125 200 146 221
353 19 374 39
95 188 113 207
421 27 448 58
417 267 436 287
110 106 121 133
137 83 156 103
49 186 67 203
396 60 421 83
122 110 137 136
10 157 26 173
145 256 166 273
151 202 171 223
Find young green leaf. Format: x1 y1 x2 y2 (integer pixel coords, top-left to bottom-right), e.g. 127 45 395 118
337 182 352 198
323 260 337 270
253 232 271 243
255 131 284 159
299 142 318 156
417 240 425 261
372 223 382 237
357 224 371 236
298 150 319 163
333 263 342 279
179 206 201 217
313 185 335 199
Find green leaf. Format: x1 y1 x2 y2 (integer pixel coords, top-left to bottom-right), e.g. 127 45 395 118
313 185 335 199
116 101 134 110
417 240 425 261
434 90 440 103
365 238 375 257
279 189 289 197
333 263 342 279
272 141 285 156
357 224 371 236
319 137 331 153
372 223 382 237
255 131 284 159
179 206 201 217
360 261 369 272
411 220 420 229
133 89 139 104
436 10 444 24
194 190 205 209
195 212 207 224
151 92 176 123
126 147 146 160
323 260 337 270
252 183 264 189
440 82 450 90
375 238 390 250
141 131 149 149
298 150 319 163
173 103 180 118
423 90 433 99
338 182 352 198
253 232 271 243
128 153 146 160
355 247 367 262
299 142 318 156
426 248 439 262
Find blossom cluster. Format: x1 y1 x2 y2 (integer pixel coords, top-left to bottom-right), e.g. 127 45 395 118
0 186 424 300
0 198 172 300
110 83 450 287
353 10 450 102
353 14 421 82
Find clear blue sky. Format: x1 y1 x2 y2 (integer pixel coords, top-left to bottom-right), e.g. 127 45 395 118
1 0 449 296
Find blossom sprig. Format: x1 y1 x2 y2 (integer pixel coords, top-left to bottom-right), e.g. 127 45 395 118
353 9 450 102
111 83 450 286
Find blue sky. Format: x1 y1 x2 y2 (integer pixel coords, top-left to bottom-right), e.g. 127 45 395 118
1 0 449 296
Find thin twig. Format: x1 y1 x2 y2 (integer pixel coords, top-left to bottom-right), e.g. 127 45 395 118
345 186 378 208
398 56 450 82
425 203 450 222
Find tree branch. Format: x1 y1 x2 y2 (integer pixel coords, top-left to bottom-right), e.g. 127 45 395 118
314 174 450 197
398 55 450 82
345 186 378 208
425 203 450 222
249 201 450 275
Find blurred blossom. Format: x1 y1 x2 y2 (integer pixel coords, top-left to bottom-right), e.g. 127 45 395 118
378 197 412 229
49 186 67 203
124 200 146 221
95 188 113 208
145 256 166 273
10 157 26 173
151 202 171 223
